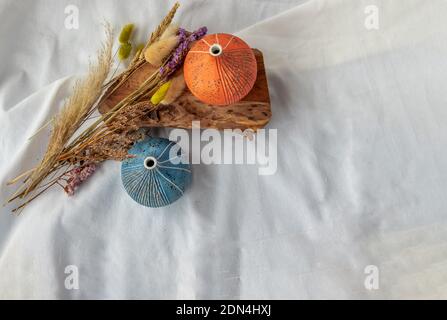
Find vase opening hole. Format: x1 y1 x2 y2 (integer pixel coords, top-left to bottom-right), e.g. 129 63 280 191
210 44 223 57
144 156 157 170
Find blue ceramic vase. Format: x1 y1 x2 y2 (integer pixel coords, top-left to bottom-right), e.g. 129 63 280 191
121 137 191 207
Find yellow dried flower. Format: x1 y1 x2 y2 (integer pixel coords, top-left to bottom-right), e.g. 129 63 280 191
118 43 132 61
151 81 172 105
119 24 134 44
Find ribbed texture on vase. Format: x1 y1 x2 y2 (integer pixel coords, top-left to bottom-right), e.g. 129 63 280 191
121 137 191 208
184 33 257 106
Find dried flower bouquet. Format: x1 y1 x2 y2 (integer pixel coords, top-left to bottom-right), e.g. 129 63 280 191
6 2 207 213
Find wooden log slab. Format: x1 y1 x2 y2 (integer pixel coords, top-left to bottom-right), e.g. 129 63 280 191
99 49 271 131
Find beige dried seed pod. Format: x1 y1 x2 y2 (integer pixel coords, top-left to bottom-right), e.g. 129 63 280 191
161 73 186 105
160 23 179 40
144 36 179 67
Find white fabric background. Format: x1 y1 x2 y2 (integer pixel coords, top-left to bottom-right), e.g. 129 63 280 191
1 0 447 299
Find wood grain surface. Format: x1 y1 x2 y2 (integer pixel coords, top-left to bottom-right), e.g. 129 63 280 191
99 49 271 131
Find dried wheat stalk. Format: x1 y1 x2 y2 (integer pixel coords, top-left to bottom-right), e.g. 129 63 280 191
6 24 114 210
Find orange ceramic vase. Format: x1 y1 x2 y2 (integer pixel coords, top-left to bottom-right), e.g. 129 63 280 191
183 33 257 106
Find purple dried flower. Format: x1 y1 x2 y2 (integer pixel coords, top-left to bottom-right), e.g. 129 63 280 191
63 164 97 196
160 26 208 77
178 28 187 41
190 26 207 40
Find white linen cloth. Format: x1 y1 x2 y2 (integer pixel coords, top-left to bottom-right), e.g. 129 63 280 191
1 0 447 299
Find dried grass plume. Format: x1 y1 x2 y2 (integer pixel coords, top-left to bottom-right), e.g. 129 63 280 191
8 24 114 211
161 73 185 105
144 35 179 67
160 23 179 40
